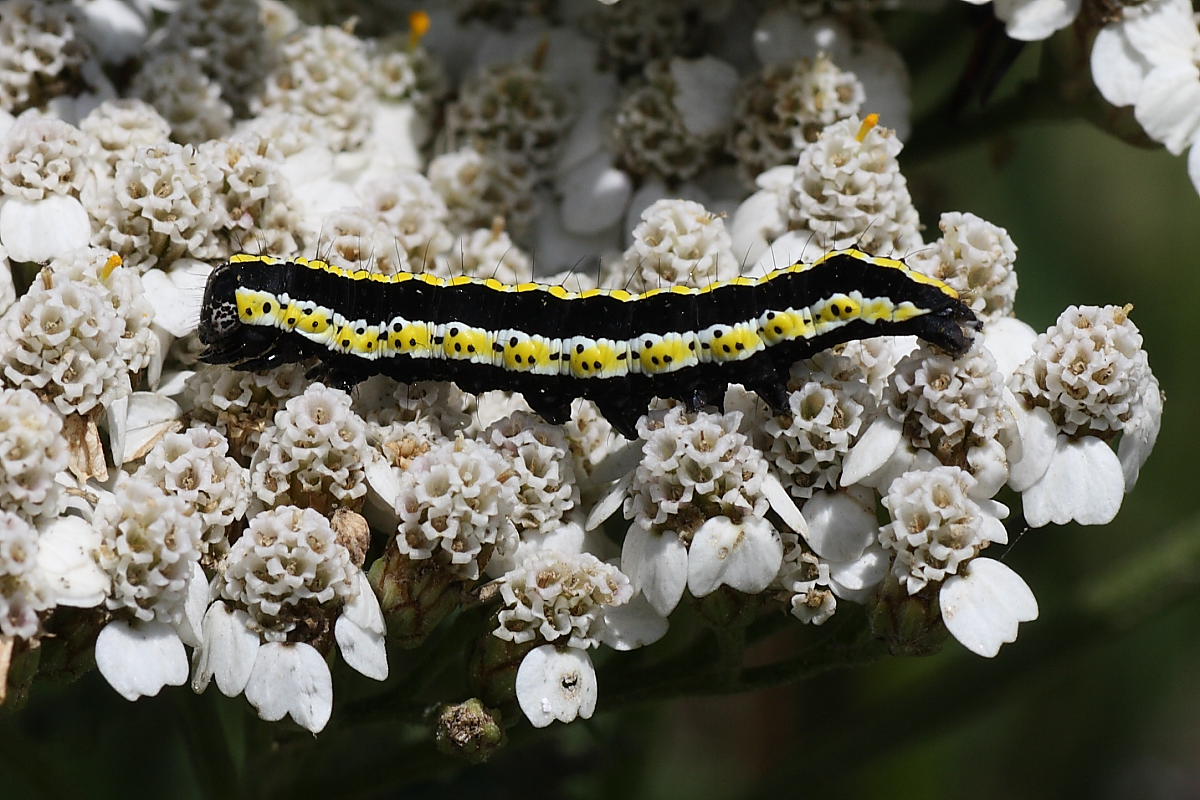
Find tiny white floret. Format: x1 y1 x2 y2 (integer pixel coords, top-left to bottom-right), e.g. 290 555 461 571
192 601 261 697
334 572 388 681
36 516 106 608
0 196 91 263
95 619 189 701
1022 436 1125 527
940 557 1038 657
244 642 334 733
621 523 688 616
515 645 598 728
686 515 783 598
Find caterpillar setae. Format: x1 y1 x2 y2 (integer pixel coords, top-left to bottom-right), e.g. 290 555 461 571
198 249 980 438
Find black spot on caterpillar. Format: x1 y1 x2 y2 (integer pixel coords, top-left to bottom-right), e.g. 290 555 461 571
198 250 979 438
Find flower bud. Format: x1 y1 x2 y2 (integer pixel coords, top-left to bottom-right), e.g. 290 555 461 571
868 575 946 656
367 544 460 648
435 698 505 763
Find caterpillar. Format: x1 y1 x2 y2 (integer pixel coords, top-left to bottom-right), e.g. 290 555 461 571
198 250 979 438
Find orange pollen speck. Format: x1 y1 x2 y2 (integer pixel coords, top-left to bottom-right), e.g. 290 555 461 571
101 253 123 281
409 10 431 47
856 113 880 143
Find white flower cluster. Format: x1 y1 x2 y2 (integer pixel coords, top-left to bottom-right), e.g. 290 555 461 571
731 54 865 185
250 384 369 513
446 61 569 174
131 49 233 145
494 549 632 649
485 412 579 538
135 427 250 557
80 100 172 172
886 342 1014 487
395 436 518 580
186 363 311 459
429 146 537 234
0 386 67 521
0 0 89 114
785 115 922 256
0 115 93 201
909 212 1019 321
256 25 373 152
193 505 385 731
762 354 877 501
0 250 154 417
612 60 724 182
1013 305 1150 438
95 474 202 625
613 407 787 617
0 510 52 638
220 505 356 640
0 0 1168 741
620 198 738 288
879 467 1009 594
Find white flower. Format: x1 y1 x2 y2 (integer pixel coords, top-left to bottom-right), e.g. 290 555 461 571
940 557 1038 657
193 509 385 731
185 363 311 460
515 644 598 728
494 550 632 649
256 25 375 152
1021 435 1126 527
220 506 356 641
778 545 838 625
0 194 91 263
333 571 388 681
879 467 1009 594
95 474 203 625
0 511 52 638
961 0 1080 40
91 142 224 271
619 523 689 617
130 49 232 145
395 435 518 580
1011 305 1161 526
1091 0 1200 191
618 407 785 615
249 384 368 514
484 412 579 541
843 341 1017 498
135 426 249 556
94 619 189 701
36 515 107 608
243 641 333 733
751 13 912 139
731 54 865 184
750 115 921 262
908 212 1019 321
763 354 876 501
190 600 259 697
428 146 538 234
0 387 67 521
686 516 783 598
620 198 738 288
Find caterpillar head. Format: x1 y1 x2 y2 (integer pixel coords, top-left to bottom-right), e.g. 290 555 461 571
198 261 282 365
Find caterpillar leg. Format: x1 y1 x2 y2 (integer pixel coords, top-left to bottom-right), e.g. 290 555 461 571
592 395 644 440
750 379 790 414
523 390 573 426
304 362 362 393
